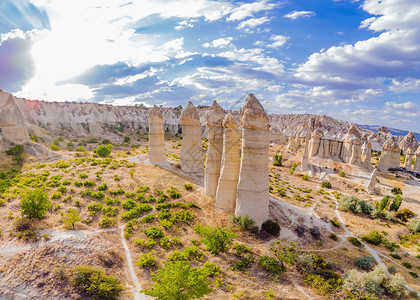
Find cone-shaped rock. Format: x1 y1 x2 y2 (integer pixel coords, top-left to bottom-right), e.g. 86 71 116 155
414 146 420 172
215 113 240 211
235 94 269 227
179 102 203 174
301 138 309 171
366 168 378 194
404 149 413 170
364 142 372 166
204 101 225 196
0 91 29 144
148 105 166 163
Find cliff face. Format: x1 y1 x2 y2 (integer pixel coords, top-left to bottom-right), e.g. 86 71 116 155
0 90 30 149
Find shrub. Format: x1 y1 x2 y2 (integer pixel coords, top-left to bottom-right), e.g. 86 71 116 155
273 153 283 167
409 271 418 278
391 187 402 196
230 253 255 271
409 218 420 233
13 217 32 232
378 195 391 212
123 136 130 143
203 261 221 277
290 162 297 174
5 144 25 164
339 195 373 215
329 233 338 240
388 195 402 212
50 144 60 151
338 171 345 177
348 237 362 247
62 208 80 229
166 188 181 199
184 183 193 191
330 218 340 228
194 224 235 255
72 265 122 299
321 181 331 189
261 220 280 236
304 273 343 295
20 189 51 219
141 261 212 299
386 273 409 298
402 262 412 269
309 226 321 239
361 230 384 245
98 183 108 191
96 145 112 157
302 174 309 181
295 225 306 237
102 139 111 145
98 217 116 228
259 255 285 274
272 240 299 268
230 215 255 230
390 253 401 260
136 252 157 268
355 256 375 270
143 226 164 239
395 208 415 222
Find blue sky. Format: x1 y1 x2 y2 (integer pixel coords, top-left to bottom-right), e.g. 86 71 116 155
0 0 419 132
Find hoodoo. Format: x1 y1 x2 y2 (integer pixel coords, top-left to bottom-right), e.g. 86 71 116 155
179 102 203 174
414 146 420 172
148 105 166 164
204 101 225 196
235 94 269 227
215 113 240 211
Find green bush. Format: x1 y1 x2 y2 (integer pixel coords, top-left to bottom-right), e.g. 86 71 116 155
321 181 332 189
402 262 412 269
290 162 297 174
102 139 111 145
338 171 345 177
259 255 285 274
143 226 164 239
72 265 122 299
141 261 212 299
98 183 108 191
302 174 308 180
339 195 373 215
361 230 384 245
20 189 51 219
5 144 25 164
330 218 340 228
329 233 338 240
136 252 157 268
273 153 283 167
261 220 280 236
391 187 402 196
98 217 116 228
409 218 420 233
388 195 402 212
348 237 362 247
62 208 80 229
389 253 401 260
355 256 375 270
96 145 112 157
378 195 391 212
304 273 343 295
230 214 255 230
194 224 235 255
50 144 60 151
395 208 415 222
123 136 130 143
184 183 193 191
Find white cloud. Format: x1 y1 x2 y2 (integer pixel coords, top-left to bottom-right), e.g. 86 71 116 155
383 101 420 117
267 34 288 48
175 19 197 30
227 0 277 21
284 10 316 20
202 37 233 48
389 78 420 93
237 17 270 30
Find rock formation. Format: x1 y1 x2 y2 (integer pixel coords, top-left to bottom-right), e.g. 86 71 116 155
364 142 372 166
301 138 309 171
343 124 362 164
378 140 401 172
366 168 378 194
399 131 419 153
404 149 413 170
414 146 420 172
148 105 166 164
287 134 298 151
179 102 203 174
215 113 240 211
309 129 324 157
0 91 30 145
204 101 225 196
235 94 269 227
269 126 286 144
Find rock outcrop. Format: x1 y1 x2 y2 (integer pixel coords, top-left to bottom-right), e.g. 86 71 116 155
0 91 30 145
404 149 413 170
148 105 166 164
414 146 420 172
235 94 269 227
399 131 419 153
301 138 309 171
309 129 324 158
343 124 362 164
364 142 372 166
179 102 203 174
215 113 240 211
366 168 378 194
378 140 400 172
269 126 286 144
204 101 225 196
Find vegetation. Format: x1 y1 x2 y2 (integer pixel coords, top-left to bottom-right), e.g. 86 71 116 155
96 145 113 157
391 187 402 196
389 195 402 212
72 265 122 299
348 236 362 247
321 181 331 189
273 153 283 167
5 144 25 164
229 215 255 230
62 208 80 229
141 260 212 300
259 255 285 274
290 162 298 174
338 171 345 177
21 189 52 219
378 195 391 212
361 230 385 245
261 220 280 236
355 256 375 270
339 195 373 216
194 224 235 255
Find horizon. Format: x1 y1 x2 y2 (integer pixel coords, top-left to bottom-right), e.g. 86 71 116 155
1 0 420 132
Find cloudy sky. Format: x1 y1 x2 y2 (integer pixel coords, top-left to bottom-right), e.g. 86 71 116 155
0 0 420 132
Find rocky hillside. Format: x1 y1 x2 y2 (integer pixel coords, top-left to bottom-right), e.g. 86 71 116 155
1 90 418 152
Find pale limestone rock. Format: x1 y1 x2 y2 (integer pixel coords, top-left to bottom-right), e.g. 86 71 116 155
364 142 372 165
89 122 103 137
414 146 420 172
215 113 240 211
342 124 361 164
399 131 419 153
180 102 203 174
404 149 413 170
287 134 298 151
309 129 324 157
236 94 269 227
0 91 29 144
366 168 378 194
148 105 166 164
204 101 225 196
391 142 401 169
378 140 400 171
301 138 309 171
269 126 286 144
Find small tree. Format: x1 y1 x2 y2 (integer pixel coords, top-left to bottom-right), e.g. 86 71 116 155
271 240 299 269
391 187 402 196
123 136 131 143
378 195 391 212
5 144 25 164
62 208 81 229
273 153 283 167
96 145 112 157
21 189 51 219
141 260 212 300
389 195 402 212
194 224 235 255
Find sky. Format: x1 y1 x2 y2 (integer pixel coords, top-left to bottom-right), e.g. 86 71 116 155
0 0 419 132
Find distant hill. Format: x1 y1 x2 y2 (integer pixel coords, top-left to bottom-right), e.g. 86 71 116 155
359 124 420 140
